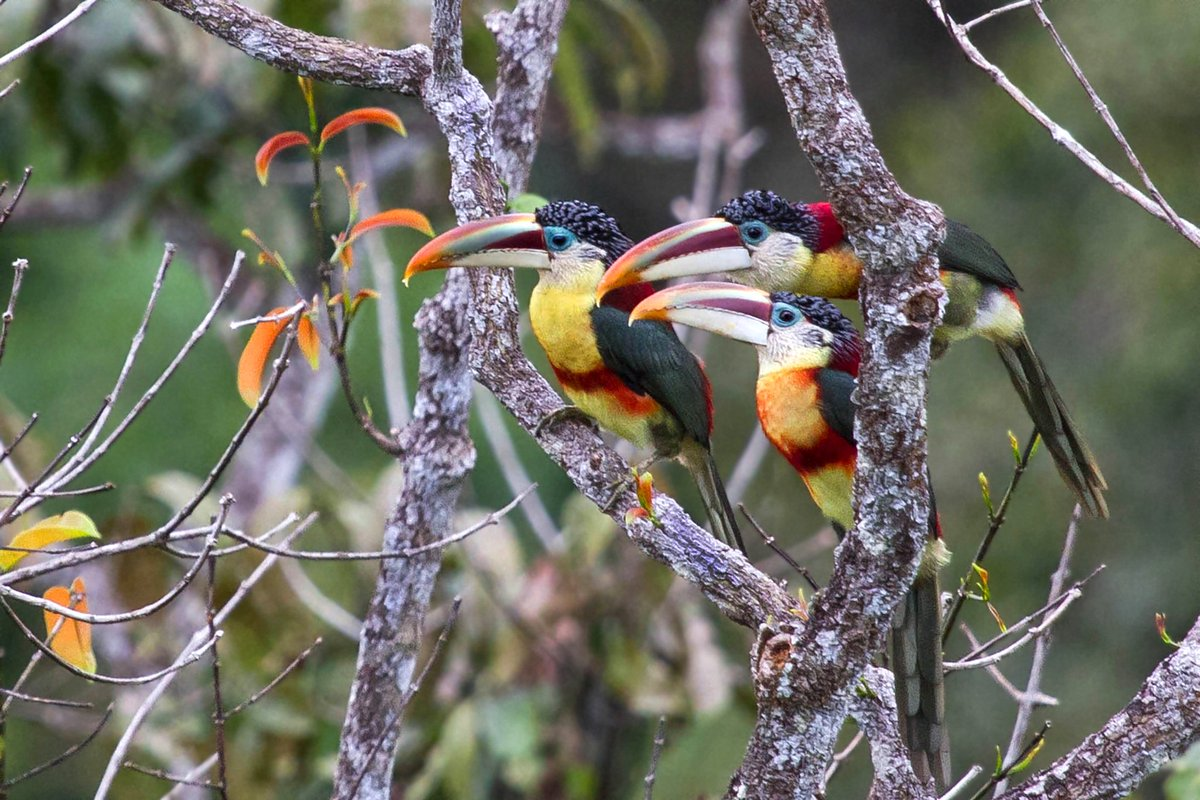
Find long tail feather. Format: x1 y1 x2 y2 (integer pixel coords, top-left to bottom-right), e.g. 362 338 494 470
893 473 950 790
680 441 746 555
893 568 950 790
994 333 1108 517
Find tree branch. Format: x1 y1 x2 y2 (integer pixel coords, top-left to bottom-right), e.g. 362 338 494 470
996 615 1200 798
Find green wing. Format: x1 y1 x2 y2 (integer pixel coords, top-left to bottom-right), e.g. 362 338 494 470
939 219 1022 290
591 305 712 446
816 367 857 445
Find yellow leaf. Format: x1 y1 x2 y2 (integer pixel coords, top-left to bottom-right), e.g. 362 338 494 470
1 511 102 572
43 578 97 674
237 307 290 407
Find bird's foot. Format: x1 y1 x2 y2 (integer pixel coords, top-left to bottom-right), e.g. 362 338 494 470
534 405 598 438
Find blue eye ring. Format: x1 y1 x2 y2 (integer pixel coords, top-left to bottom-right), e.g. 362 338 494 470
771 304 801 328
544 226 576 253
740 220 768 245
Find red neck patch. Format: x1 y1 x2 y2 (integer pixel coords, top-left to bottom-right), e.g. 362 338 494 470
808 202 845 253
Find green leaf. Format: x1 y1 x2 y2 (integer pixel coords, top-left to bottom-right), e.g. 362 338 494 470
1 512 102 572
506 193 549 214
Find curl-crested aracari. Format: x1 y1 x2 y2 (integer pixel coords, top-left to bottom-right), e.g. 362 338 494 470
599 190 1107 518
630 283 951 789
404 201 745 553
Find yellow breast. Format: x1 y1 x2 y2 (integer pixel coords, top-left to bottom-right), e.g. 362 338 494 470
529 281 604 374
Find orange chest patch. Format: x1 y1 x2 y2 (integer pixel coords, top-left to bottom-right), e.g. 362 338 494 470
756 369 856 476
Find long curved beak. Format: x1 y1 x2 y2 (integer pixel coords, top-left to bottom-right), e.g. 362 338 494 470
404 213 549 284
629 282 771 346
596 217 749 303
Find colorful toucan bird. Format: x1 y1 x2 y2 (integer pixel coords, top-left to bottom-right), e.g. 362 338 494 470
630 283 951 788
599 190 1107 518
404 201 745 554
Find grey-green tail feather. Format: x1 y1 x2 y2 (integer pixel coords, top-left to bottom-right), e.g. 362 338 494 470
994 332 1107 517
680 442 746 555
892 568 950 790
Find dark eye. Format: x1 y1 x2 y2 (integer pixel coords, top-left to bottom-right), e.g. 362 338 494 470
771 304 799 327
545 227 576 252
740 221 768 245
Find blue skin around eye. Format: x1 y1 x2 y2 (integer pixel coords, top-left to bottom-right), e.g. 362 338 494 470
740 221 767 245
771 304 800 328
545 226 577 252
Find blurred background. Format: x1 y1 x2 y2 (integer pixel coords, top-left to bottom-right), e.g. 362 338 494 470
1 0 1198 797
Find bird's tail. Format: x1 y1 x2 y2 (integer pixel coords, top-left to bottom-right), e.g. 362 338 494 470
679 441 746 555
892 556 950 790
994 332 1108 517
892 479 951 790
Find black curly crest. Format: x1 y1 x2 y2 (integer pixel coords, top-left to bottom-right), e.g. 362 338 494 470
535 200 634 266
717 190 820 251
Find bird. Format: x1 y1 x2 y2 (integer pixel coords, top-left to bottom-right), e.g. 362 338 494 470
597 190 1107 518
403 200 745 554
629 282 951 789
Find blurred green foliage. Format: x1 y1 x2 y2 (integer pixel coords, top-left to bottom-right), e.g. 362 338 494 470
1 0 1198 798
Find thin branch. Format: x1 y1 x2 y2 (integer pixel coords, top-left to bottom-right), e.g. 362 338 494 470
1 704 114 789
0 80 17 102
643 717 668 800
993 504 1080 794
926 0 1200 248
0 168 32 232
738 502 820 591
403 484 536 555
400 596 461 705
0 259 30 372
1027 1 1193 243
971 723 1050 800
121 762 220 790
93 516 317 799
205 499 233 800
0 0 105 70
961 625 1058 708
0 413 37 468
280 559 362 640
225 637 323 718
941 766 985 800
943 430 1038 642
158 753 219 800
963 1 1033 31
0 686 93 709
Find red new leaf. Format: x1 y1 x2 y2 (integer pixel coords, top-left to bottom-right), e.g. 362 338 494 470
255 131 311 186
319 108 407 147
348 209 434 243
298 315 320 370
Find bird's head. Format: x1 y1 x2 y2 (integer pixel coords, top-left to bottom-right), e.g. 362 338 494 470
596 190 845 302
629 282 860 374
404 200 633 297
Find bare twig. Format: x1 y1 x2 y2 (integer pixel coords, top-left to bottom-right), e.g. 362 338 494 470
93 516 317 799
820 729 864 790
0 413 37 468
0 259 30 373
738 502 820 591
993 505 1080 793
643 717 668 800
225 637 323 718
0 81 17 102
121 762 220 790
941 765 985 800
400 596 462 705
0 0 105 70
0 686 93 709
926 0 1200 248
1 704 114 789
205 499 233 799
403 484 537 555
961 625 1058 707
0 168 32 232
963 1 1033 31
158 753 220 799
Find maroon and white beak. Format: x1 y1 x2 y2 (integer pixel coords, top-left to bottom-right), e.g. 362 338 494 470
628 282 772 346
596 217 750 303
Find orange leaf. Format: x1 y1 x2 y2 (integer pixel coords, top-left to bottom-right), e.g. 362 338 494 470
43 578 96 674
339 242 355 270
237 307 290 407
319 107 407 147
298 315 320 370
348 209 434 243
255 131 311 186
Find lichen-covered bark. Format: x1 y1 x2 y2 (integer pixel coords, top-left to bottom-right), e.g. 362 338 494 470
996 617 1200 800
728 1 945 796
